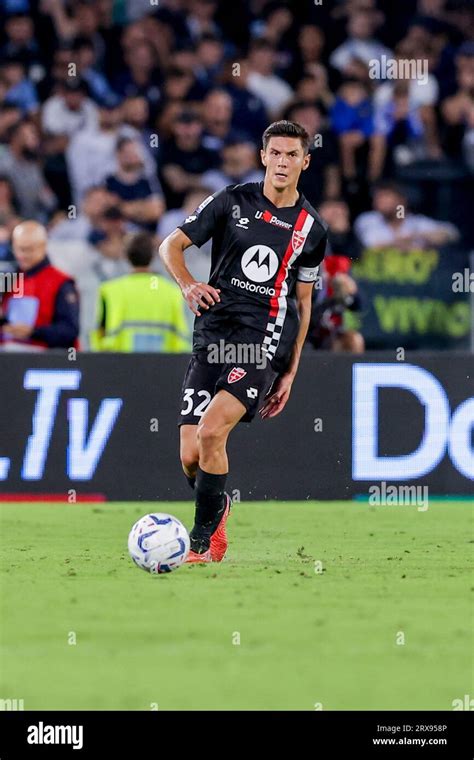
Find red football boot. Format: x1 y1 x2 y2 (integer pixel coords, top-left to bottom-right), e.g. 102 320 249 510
210 492 232 562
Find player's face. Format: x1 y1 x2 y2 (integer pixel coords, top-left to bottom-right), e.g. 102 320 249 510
261 136 310 191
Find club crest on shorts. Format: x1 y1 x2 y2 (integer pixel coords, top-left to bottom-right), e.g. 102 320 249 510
291 230 306 253
228 367 247 384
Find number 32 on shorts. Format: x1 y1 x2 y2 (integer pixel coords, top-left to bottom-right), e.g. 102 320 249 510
181 388 212 417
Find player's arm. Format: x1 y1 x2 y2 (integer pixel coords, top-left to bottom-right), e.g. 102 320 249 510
259 281 313 420
159 228 221 317
159 188 229 316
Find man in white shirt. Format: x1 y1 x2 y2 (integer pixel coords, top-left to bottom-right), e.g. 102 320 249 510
41 78 98 138
200 136 264 193
246 39 293 119
354 181 459 249
330 12 392 75
66 101 156 205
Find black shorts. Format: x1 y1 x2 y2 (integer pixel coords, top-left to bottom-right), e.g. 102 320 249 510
178 351 278 425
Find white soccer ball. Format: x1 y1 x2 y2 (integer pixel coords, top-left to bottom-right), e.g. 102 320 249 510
128 513 190 574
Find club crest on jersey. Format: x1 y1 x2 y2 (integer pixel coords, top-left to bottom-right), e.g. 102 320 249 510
291 230 307 253
228 367 247 384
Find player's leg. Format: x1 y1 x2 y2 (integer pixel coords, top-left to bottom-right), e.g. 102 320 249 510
177 352 220 490
197 389 245 473
179 424 199 490
188 390 245 558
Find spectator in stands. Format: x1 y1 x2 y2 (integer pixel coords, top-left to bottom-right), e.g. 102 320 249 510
1 56 39 114
185 0 221 42
42 78 98 139
246 38 294 118
0 175 20 260
0 220 79 349
113 39 161 113
71 36 119 107
254 1 294 51
330 10 391 75
201 88 235 151
0 119 56 221
293 64 335 112
0 103 22 144
287 23 327 86
195 33 226 86
159 109 218 208
441 41 474 163
45 0 105 62
373 80 425 170
221 56 269 142
87 204 131 281
354 181 460 249
201 134 263 192
105 137 164 231
0 12 43 73
91 231 190 353
121 96 158 158
330 78 385 209
161 65 202 105
66 102 156 205
41 77 99 212
307 198 364 353
373 40 441 162
49 185 115 242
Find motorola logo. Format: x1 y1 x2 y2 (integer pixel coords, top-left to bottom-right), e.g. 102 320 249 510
241 245 279 283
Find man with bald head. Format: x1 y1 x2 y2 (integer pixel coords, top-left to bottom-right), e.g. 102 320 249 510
0 221 79 349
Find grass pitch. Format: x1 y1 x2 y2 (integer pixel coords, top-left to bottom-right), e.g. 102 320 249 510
0 500 472 711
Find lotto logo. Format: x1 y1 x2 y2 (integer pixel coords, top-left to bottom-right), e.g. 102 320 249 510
246 387 258 399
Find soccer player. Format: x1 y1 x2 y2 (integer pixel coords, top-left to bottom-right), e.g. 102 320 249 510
159 120 328 562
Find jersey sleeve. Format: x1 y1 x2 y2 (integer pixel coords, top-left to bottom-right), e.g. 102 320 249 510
177 187 230 248
296 227 328 283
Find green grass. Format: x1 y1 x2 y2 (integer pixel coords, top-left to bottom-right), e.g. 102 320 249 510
0 500 472 711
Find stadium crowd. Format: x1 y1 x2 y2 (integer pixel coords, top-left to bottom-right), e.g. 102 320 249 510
0 0 472 351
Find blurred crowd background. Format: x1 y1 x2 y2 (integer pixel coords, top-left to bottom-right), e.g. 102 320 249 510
0 0 473 352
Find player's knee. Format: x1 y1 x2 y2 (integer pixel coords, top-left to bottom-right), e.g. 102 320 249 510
196 419 226 454
180 448 198 473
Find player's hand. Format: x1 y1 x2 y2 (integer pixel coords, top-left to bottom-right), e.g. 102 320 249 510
182 281 221 317
3 323 33 340
259 373 294 419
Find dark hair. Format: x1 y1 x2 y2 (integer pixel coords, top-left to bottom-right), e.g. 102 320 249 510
262 120 310 154
373 180 407 199
126 232 154 268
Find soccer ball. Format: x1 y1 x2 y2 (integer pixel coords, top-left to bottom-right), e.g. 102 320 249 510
128 513 190 574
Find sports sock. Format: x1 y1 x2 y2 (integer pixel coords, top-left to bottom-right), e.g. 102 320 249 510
190 468 227 552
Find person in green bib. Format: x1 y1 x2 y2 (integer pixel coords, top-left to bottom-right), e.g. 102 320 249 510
91 231 191 352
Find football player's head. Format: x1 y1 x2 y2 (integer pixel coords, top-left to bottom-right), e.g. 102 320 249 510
261 121 311 192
